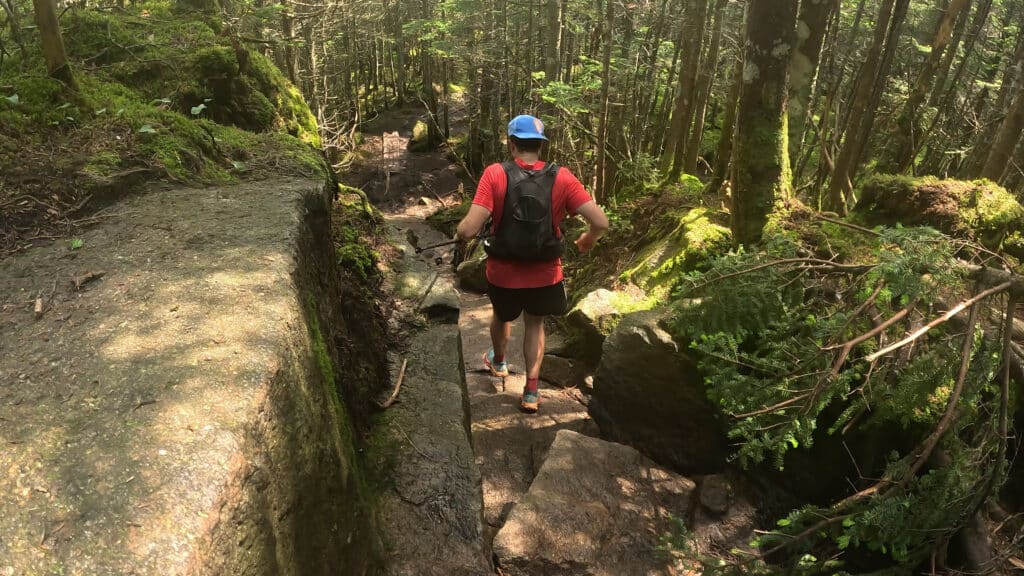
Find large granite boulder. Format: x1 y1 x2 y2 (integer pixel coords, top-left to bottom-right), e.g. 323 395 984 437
539 354 579 388
589 309 730 474
492 430 696 576
565 288 652 365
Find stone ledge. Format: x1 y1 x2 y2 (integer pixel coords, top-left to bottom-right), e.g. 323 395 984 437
0 179 379 575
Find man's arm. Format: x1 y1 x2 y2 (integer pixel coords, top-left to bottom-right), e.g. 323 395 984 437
456 204 492 242
573 201 609 253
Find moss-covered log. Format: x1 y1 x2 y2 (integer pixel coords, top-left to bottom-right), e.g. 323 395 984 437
855 175 1024 251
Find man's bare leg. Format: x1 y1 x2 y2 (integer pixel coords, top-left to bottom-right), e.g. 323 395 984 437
490 313 512 359
523 313 545 381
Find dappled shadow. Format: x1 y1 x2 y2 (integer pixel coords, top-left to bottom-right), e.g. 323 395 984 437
0 179 355 573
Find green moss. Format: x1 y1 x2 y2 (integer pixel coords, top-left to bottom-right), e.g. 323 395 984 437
969 179 1024 236
619 207 731 295
82 150 123 177
408 120 432 151
856 175 1023 250
426 196 471 236
336 228 378 280
337 184 378 218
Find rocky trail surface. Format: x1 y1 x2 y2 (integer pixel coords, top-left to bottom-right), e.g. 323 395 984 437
357 111 755 575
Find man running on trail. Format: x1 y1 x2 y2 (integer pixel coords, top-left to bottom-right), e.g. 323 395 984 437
456 114 609 413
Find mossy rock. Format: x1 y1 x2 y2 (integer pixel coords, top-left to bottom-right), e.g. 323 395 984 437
426 197 472 237
407 120 437 152
0 0 327 227
566 288 657 366
855 175 1024 250
618 207 731 295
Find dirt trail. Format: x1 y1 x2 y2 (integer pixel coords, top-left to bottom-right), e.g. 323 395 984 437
352 112 598 563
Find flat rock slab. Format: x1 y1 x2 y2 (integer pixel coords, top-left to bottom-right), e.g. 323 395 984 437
459 293 598 554
493 430 696 576
0 180 375 574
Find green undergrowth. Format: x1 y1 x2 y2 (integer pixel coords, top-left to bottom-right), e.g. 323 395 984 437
666 220 1016 573
0 0 325 218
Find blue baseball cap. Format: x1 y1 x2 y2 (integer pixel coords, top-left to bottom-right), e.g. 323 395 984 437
507 114 548 141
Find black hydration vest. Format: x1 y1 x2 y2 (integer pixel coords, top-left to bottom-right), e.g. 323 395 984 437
484 161 564 262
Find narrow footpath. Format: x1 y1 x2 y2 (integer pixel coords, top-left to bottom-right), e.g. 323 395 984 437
350 115 599 572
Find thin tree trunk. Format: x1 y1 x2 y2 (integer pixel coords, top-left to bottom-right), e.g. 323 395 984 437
732 0 798 246
927 0 977 107
31 0 75 89
595 0 614 204
788 0 838 165
1 0 29 68
682 0 726 175
1003 137 1024 192
665 0 708 178
980 89 1024 182
963 9 1023 177
878 0 970 174
707 48 743 195
281 2 298 84
652 20 685 154
826 0 897 213
544 0 559 83
848 0 910 175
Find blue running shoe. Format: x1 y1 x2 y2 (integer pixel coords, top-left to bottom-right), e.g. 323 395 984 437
520 389 540 413
484 349 509 377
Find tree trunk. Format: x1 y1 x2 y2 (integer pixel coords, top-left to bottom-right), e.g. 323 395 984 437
664 0 708 178
594 0 614 204
1 0 29 68
878 0 970 174
281 2 298 85
651 20 685 153
927 0 977 108
787 0 838 165
826 0 897 213
963 8 1022 177
1003 137 1024 192
731 0 797 246
544 0 559 83
32 0 76 89
980 89 1024 182
682 0 727 175
848 0 910 175
706 48 743 195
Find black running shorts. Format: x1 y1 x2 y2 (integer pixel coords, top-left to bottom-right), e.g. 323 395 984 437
487 281 568 322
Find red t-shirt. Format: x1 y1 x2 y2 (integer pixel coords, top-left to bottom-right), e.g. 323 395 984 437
472 159 592 288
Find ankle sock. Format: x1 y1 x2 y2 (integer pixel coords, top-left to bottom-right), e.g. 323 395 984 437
526 377 539 394
493 353 504 363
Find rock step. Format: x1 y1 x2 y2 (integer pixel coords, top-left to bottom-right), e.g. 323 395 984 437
368 217 490 576
492 430 695 576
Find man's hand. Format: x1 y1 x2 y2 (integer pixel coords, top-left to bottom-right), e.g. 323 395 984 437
575 231 598 253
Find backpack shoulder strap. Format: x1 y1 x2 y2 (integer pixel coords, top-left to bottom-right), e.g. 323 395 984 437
501 161 528 188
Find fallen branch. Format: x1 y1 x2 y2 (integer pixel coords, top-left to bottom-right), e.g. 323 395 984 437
691 258 876 289
72 271 105 290
813 214 881 237
898 301 981 490
378 358 407 409
865 282 1012 362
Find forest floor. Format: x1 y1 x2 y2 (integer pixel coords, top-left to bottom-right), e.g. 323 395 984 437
343 107 600 564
